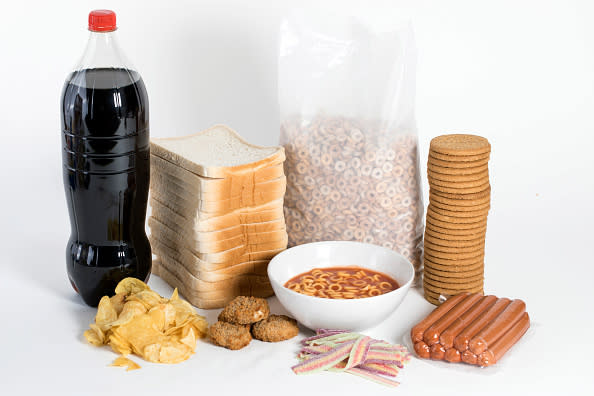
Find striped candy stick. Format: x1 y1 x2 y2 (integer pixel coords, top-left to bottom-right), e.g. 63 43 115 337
292 340 355 374
345 367 400 388
344 336 372 370
300 345 333 355
359 362 399 377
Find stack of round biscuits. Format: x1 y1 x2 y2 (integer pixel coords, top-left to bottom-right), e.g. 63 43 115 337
423 134 491 305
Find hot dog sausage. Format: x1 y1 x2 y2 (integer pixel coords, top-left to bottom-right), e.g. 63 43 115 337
440 295 497 349
461 350 478 365
430 343 446 360
414 341 431 359
453 298 511 352
444 348 461 363
469 299 526 355
423 293 483 346
411 292 469 343
477 312 530 367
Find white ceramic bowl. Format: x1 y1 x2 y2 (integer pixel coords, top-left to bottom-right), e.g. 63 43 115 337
268 241 414 331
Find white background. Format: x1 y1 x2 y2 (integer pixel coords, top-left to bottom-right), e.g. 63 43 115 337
1 0 593 395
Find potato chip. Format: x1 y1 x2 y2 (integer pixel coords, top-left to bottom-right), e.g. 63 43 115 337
109 301 147 327
142 343 161 363
126 290 165 310
148 304 177 331
84 278 209 368
88 324 105 344
159 342 193 364
169 297 195 316
110 293 127 315
191 316 209 336
179 326 196 349
113 314 167 356
95 296 118 332
114 277 150 295
110 356 141 371
108 333 132 356
84 329 103 346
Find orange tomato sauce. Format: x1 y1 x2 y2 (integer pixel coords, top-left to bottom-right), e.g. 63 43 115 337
284 266 399 299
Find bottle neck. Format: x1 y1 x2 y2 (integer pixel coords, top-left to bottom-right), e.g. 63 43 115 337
74 30 134 72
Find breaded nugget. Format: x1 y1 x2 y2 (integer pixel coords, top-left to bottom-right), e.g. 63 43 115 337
251 314 299 342
218 296 270 325
209 321 252 350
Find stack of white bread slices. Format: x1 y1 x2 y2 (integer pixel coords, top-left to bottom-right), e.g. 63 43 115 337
149 125 288 309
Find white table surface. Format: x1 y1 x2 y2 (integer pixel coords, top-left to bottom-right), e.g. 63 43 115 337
1 210 593 396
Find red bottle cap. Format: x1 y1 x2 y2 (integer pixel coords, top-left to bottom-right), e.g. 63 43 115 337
88 10 116 32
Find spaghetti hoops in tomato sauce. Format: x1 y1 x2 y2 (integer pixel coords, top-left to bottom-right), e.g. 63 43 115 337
284 267 399 299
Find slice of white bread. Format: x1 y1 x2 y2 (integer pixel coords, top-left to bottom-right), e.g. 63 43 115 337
150 199 285 241
151 168 286 202
151 154 285 195
154 254 270 292
149 233 283 272
189 234 287 262
150 180 285 215
154 255 273 297
153 260 273 309
153 262 272 301
150 125 285 178
151 239 268 281
150 171 287 205
150 196 285 228
148 216 287 253
153 243 270 282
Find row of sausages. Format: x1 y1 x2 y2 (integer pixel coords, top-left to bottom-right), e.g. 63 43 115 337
411 292 530 366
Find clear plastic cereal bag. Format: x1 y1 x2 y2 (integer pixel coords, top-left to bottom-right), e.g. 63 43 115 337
279 12 424 275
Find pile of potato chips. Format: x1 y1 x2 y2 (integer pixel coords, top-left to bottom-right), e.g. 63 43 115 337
84 278 208 367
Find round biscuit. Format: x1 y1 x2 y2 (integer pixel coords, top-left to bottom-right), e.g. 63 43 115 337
423 288 451 303
428 175 490 189
423 281 484 294
425 226 487 241
424 264 484 276
424 244 484 259
429 192 491 207
424 278 485 292
424 272 484 287
423 281 484 296
425 221 487 237
424 245 484 260
430 182 491 195
424 238 485 252
424 270 484 283
424 264 484 279
428 156 489 169
429 199 491 213
427 169 489 182
427 207 489 224
426 212 487 229
424 259 484 273
429 134 491 156
427 162 489 176
423 293 442 305
423 251 485 266
429 151 490 163
423 285 483 302
428 204 490 218
430 187 491 201
424 232 485 248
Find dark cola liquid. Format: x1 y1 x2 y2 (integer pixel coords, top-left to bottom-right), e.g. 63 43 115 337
61 68 151 306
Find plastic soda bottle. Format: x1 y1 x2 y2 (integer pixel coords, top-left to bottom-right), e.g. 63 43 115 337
61 10 151 306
